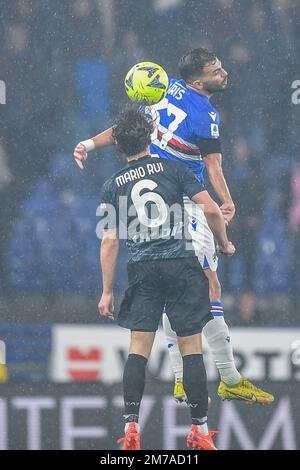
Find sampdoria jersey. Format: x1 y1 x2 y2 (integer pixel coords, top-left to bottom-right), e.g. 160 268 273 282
149 78 222 185
100 156 204 263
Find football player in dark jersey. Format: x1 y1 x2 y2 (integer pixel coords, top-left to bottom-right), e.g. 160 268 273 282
98 105 234 450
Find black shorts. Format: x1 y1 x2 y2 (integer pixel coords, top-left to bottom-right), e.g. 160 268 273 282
118 257 213 337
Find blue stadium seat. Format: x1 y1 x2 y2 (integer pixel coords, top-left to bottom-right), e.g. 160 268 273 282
253 199 292 293
74 58 111 121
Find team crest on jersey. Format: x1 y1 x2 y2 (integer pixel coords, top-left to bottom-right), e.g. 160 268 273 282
210 123 219 138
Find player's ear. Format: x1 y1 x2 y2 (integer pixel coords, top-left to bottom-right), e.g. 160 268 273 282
188 79 203 91
193 79 203 88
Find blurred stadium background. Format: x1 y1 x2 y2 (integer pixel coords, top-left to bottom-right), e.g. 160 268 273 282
0 0 300 450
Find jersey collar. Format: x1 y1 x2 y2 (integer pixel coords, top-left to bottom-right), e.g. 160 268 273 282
127 155 152 166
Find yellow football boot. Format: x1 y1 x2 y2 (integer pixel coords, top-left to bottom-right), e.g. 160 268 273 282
0 364 8 382
218 377 274 405
174 379 187 402
174 379 212 405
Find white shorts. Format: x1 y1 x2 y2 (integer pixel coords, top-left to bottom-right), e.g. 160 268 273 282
184 197 218 271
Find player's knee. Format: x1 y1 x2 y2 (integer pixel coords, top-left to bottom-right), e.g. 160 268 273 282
178 334 202 356
129 332 154 358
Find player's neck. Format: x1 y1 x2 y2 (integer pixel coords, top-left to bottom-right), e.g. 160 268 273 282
186 83 212 98
127 148 151 162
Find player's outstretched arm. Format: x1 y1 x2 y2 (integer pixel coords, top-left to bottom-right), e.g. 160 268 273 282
98 229 119 320
192 190 235 256
73 127 115 170
203 153 235 223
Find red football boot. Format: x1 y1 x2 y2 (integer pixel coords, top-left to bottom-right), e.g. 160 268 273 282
117 422 141 450
187 425 218 450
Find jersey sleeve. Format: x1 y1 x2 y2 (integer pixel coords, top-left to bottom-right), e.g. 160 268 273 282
191 108 222 156
99 179 119 230
177 164 205 199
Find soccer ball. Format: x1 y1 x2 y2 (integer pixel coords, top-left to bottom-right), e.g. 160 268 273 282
124 61 169 105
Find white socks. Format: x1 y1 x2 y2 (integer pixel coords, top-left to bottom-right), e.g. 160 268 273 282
203 309 241 386
163 304 241 386
198 422 208 436
163 312 184 381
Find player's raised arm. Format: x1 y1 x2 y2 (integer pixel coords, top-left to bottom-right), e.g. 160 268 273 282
203 152 235 223
73 127 115 170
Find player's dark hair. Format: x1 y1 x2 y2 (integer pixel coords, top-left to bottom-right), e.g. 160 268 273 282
112 104 153 158
179 47 217 82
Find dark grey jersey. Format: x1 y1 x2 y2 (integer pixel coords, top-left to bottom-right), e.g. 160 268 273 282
100 155 204 263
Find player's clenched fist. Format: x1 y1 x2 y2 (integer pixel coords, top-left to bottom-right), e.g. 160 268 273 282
220 202 235 223
73 138 95 170
218 241 235 256
98 292 115 321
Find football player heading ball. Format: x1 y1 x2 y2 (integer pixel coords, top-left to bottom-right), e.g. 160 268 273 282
73 48 274 406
